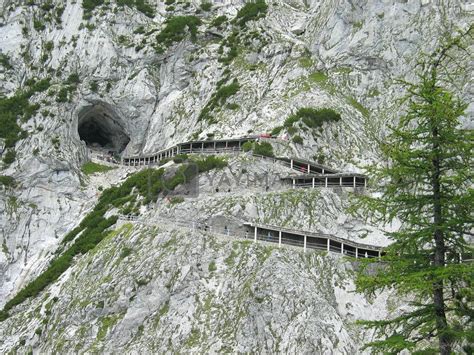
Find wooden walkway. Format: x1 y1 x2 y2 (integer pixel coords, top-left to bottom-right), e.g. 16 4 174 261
118 214 383 259
117 136 368 188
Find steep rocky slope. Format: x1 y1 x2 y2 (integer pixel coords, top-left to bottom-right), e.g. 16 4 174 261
0 0 472 352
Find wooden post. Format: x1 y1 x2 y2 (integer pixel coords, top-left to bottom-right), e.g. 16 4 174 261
201 142 204 152
278 230 282 248
322 168 325 174
290 159 293 169
327 238 330 252
364 178 367 188
213 141 216 151
312 177 315 188
325 177 328 188
353 176 356 188
356 247 358 258
292 179 296 189
340 177 343 186
341 243 344 255
254 226 257 243
303 235 307 252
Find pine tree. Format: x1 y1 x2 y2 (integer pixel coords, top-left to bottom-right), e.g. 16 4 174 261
353 27 474 354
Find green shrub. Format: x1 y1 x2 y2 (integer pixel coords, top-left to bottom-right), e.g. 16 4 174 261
194 155 227 172
155 16 201 52
66 73 80 85
169 196 184 204
56 87 69 103
81 162 115 175
284 108 341 131
287 126 297 135
29 78 51 93
292 135 303 144
172 154 189 163
82 0 104 18
120 247 132 258
200 2 212 11
0 84 49 147
283 114 299 128
253 142 274 157
135 0 155 17
0 54 12 70
208 261 216 272
198 79 240 122
297 108 341 128
234 0 267 27
0 175 16 187
211 15 227 27
2 150 16 166
44 41 54 51
242 141 253 152
33 18 45 31
90 82 98 92
271 126 283 136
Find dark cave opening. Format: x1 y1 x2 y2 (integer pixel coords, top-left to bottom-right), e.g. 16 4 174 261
77 103 130 153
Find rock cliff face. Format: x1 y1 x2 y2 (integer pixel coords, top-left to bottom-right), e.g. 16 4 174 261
0 0 472 352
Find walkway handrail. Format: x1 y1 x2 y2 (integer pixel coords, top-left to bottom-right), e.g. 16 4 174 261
117 213 384 257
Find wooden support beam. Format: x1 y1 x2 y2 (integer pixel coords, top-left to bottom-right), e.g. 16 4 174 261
353 176 356 188
254 226 257 243
341 243 344 255
303 235 307 252
292 179 296 189
340 177 343 186
290 159 293 169
356 247 358 258
327 238 330 252
325 177 328 188
312 177 315 188
279 230 282 248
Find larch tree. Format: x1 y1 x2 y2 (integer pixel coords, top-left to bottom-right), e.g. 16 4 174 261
352 26 473 354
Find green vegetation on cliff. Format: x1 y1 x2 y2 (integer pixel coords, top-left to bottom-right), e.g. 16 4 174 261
271 108 341 136
0 156 227 321
155 16 201 53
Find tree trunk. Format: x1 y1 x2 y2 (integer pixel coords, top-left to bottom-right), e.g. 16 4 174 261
432 125 451 355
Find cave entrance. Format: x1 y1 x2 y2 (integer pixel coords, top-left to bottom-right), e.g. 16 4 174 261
77 103 130 154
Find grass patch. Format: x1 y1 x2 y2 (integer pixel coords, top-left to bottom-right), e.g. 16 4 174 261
308 71 328 84
81 162 115 175
346 96 370 117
